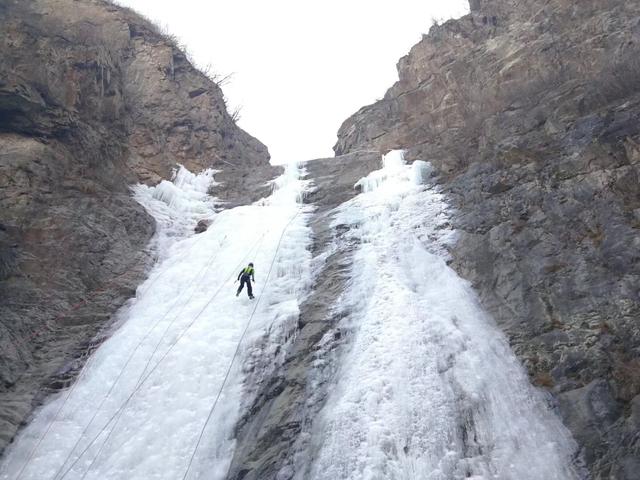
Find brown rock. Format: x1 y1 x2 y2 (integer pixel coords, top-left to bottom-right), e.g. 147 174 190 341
194 219 210 234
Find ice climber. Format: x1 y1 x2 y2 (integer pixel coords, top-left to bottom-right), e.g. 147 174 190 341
236 262 255 299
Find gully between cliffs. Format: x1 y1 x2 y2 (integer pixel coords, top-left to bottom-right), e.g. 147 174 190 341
2 152 586 480
225 151 585 480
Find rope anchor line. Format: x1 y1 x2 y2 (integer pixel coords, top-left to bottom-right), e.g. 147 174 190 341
14 198 303 480
14 230 220 480
54 232 268 480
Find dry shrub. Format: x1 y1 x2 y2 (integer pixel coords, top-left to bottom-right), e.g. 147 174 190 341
533 371 555 388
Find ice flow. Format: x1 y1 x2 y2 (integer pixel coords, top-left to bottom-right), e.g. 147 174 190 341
1 152 583 480
303 151 582 480
0 164 312 480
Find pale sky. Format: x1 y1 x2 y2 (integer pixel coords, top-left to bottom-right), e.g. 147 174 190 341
115 0 469 164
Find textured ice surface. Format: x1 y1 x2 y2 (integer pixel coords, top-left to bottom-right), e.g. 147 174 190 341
1 153 583 480
304 151 582 480
0 164 312 480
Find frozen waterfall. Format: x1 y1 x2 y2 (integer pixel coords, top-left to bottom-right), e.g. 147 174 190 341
301 151 583 480
0 164 312 480
0 153 583 480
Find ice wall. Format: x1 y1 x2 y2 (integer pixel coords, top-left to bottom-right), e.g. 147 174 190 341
303 151 583 480
0 164 312 480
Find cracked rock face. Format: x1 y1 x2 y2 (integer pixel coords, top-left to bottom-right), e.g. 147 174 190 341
334 0 640 477
0 0 277 452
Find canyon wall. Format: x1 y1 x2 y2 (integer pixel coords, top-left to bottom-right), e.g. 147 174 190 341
0 0 276 451
334 0 640 477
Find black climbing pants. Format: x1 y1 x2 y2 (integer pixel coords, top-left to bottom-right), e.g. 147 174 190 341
237 276 253 297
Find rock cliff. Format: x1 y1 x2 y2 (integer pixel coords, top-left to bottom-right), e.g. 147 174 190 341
335 0 640 477
0 0 277 451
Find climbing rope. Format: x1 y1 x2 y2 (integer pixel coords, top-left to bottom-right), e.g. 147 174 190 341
181 207 303 480
50 234 230 480
55 231 269 480
75 232 268 479
13 227 216 480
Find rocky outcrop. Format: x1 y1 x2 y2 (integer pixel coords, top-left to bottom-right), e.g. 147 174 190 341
0 0 277 451
334 0 640 477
